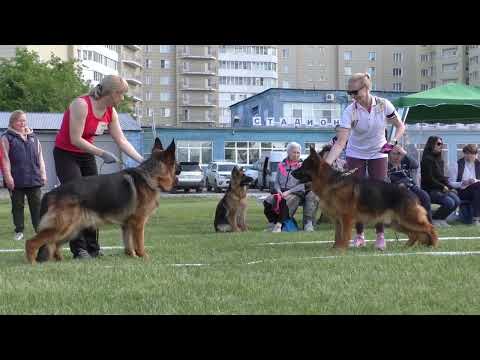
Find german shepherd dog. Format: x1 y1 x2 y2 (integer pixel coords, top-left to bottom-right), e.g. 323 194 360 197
214 166 253 232
25 138 180 264
292 146 438 249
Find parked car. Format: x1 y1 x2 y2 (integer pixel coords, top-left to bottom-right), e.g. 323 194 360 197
205 161 237 192
256 151 286 192
174 162 204 193
243 164 259 188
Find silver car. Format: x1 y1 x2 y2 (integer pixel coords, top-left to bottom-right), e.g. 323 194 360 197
174 162 204 193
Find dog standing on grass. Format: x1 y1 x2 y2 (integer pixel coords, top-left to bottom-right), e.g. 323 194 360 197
25 138 180 264
292 146 438 249
214 166 253 232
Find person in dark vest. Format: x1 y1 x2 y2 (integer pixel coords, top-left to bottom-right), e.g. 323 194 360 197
36 75 145 262
421 136 460 227
0 110 47 241
448 144 480 226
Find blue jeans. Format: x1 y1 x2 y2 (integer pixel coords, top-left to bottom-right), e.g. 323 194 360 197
429 190 461 220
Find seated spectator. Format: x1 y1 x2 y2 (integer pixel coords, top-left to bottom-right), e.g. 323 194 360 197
448 144 480 226
319 144 346 171
421 136 460 227
263 142 319 232
388 145 432 222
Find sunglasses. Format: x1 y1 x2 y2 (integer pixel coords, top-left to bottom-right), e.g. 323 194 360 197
347 86 365 96
436 142 443 146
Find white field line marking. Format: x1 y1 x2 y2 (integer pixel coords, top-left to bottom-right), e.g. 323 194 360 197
244 250 480 265
257 236 480 246
0 245 151 254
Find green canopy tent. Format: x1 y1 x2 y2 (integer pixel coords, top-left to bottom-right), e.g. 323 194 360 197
392 83 480 124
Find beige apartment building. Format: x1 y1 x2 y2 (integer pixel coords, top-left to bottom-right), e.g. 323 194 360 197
468 45 480 86
142 45 220 128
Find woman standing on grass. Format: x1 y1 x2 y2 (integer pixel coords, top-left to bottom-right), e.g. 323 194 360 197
36 75 144 262
324 72 406 251
0 110 47 242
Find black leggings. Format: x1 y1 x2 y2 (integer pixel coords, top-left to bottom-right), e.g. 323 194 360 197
54 147 100 257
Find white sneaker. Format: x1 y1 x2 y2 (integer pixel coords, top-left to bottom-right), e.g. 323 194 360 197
304 221 314 232
272 223 282 233
14 232 24 241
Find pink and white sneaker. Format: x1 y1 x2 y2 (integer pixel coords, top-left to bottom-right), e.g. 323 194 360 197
375 232 386 251
352 233 366 248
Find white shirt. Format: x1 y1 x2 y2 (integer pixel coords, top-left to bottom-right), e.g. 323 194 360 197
339 96 399 160
448 160 479 189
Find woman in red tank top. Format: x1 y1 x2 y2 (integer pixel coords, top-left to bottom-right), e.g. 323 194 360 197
37 75 144 262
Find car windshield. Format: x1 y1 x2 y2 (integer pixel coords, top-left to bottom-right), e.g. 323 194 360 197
269 162 279 172
218 164 236 172
182 164 201 172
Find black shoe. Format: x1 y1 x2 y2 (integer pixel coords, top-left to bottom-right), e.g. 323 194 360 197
74 249 92 260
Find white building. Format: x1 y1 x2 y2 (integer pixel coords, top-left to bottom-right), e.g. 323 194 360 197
74 45 120 86
218 45 278 125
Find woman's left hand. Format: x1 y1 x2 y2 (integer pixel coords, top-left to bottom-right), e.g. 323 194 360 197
282 191 290 198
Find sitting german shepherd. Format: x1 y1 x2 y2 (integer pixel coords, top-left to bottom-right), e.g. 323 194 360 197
25 138 180 264
214 166 253 232
292 146 438 249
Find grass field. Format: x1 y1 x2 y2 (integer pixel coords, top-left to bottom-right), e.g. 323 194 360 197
1 196 480 315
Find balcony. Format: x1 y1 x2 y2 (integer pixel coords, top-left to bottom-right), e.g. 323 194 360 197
181 85 217 91
181 101 217 107
122 72 143 86
124 45 142 51
179 52 216 60
181 68 216 75
122 53 143 68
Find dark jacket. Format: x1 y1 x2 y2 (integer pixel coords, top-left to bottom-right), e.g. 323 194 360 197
388 155 418 188
421 153 449 192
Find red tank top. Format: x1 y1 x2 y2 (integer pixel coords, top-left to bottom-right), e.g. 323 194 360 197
55 95 113 153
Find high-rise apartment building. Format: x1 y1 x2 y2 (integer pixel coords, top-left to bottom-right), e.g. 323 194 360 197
218 45 278 125
468 45 480 86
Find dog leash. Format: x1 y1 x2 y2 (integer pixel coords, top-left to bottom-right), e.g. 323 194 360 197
99 159 127 174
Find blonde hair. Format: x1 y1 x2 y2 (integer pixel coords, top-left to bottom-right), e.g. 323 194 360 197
9 110 26 127
88 75 129 100
348 72 372 90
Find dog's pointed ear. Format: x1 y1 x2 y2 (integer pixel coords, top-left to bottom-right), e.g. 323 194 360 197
232 166 239 176
310 145 318 157
162 139 176 162
153 137 163 151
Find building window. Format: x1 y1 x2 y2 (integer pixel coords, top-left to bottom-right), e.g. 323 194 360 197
368 67 376 76
145 59 152 69
183 93 189 104
344 66 352 76
344 51 352 61
421 84 429 91
283 64 289 73
368 51 376 61
393 68 403 77
282 80 289 88
184 109 189 121
93 71 103 82
442 47 457 58
160 93 170 102
224 142 277 165
393 82 402 91
160 76 170 85
159 45 173 53
420 54 430 62
442 63 458 72
144 76 152 85
145 91 151 101
144 45 151 52
230 94 236 101
160 59 170 69
176 141 212 165
158 107 170 117
442 79 458 84
421 69 429 77
282 48 289 58
304 142 327 153
393 52 403 63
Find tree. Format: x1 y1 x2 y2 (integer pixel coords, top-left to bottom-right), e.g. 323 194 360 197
0 48 89 112
0 48 134 115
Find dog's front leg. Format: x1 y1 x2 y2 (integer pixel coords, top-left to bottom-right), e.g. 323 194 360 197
122 224 136 257
237 207 248 231
339 215 353 250
227 211 240 232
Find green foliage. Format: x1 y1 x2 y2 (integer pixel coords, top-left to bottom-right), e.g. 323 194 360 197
0 48 89 112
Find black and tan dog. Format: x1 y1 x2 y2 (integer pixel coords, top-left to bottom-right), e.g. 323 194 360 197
214 166 253 232
25 138 180 264
292 146 438 249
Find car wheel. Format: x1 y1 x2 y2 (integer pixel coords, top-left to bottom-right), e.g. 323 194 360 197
196 187 203 193
214 180 221 193
184 188 190 193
